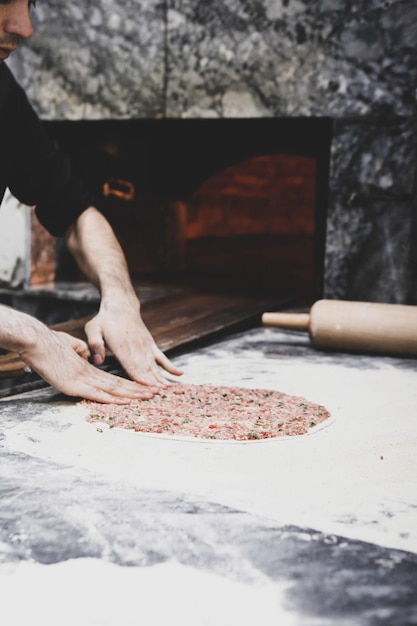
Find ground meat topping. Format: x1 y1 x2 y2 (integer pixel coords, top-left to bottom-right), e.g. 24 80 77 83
80 383 331 441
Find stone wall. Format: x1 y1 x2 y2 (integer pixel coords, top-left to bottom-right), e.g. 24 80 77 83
8 0 417 303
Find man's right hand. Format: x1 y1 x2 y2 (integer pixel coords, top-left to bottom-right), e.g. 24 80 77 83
21 328 159 403
36 331 164 404
0 305 158 403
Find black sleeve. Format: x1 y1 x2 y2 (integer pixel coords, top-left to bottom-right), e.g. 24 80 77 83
2 66 96 237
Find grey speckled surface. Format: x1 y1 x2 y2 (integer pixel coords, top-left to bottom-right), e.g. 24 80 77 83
10 0 166 119
165 0 415 119
10 1 415 120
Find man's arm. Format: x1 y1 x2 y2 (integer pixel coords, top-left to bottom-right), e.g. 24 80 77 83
64 206 183 388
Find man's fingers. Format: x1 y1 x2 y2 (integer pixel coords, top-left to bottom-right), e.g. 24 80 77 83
77 385 153 404
88 368 156 400
84 319 106 365
129 366 166 390
55 332 91 360
156 351 183 377
122 355 174 389
58 368 156 403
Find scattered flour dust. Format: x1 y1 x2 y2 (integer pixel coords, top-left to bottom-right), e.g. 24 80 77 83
80 382 331 441
0 559 298 626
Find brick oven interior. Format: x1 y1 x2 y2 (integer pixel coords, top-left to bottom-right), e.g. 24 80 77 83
44 117 330 298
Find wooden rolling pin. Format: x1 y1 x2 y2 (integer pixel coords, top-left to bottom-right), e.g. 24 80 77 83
262 299 417 356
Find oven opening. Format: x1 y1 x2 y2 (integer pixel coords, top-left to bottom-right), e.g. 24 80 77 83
37 117 332 306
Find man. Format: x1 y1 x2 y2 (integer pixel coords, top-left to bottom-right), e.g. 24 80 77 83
0 0 182 402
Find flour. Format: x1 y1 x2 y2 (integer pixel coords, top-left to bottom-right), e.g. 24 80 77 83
0 559 297 626
3 352 417 554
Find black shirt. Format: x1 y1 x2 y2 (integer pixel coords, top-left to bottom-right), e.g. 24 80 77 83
0 63 95 236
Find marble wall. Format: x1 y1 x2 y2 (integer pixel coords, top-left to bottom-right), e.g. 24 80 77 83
8 0 417 303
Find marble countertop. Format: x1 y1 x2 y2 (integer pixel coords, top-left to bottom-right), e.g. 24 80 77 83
1 326 416 625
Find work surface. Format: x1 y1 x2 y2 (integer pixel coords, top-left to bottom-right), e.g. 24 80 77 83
1 327 417 625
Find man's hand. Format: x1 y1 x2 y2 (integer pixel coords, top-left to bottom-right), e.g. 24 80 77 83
84 303 183 390
20 327 159 404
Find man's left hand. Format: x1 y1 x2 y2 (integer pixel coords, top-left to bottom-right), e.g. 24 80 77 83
83 303 183 391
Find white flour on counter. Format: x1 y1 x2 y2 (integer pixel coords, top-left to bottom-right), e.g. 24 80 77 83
0 559 297 626
3 349 417 554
